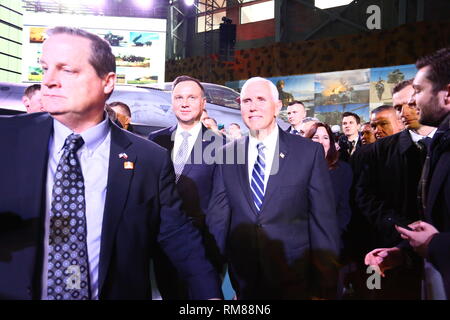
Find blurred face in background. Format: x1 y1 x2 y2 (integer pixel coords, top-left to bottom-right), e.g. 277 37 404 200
287 103 306 127
393 85 421 130
342 115 360 138
361 123 376 145
370 109 403 139
23 89 45 113
311 126 331 155
299 120 317 137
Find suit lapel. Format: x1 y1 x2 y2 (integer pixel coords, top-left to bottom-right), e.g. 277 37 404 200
18 114 53 221
260 128 288 212
182 125 206 177
236 137 258 216
426 151 450 221
98 124 135 293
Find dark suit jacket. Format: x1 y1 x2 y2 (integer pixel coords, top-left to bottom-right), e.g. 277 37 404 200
148 125 224 299
206 127 340 299
0 113 222 300
330 160 353 235
338 134 362 162
425 114 450 298
354 130 426 248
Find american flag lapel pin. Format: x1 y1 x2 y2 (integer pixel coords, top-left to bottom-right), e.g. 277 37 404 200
119 153 128 159
280 152 285 159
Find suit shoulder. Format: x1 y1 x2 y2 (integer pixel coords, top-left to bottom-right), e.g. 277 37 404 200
124 129 169 155
0 112 48 124
148 126 172 140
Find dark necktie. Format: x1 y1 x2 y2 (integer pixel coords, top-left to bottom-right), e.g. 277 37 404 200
250 143 266 212
47 134 91 300
173 131 191 183
417 137 432 214
292 129 299 135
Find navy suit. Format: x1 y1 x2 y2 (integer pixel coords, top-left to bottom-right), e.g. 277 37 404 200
0 113 222 300
206 127 340 299
148 125 224 299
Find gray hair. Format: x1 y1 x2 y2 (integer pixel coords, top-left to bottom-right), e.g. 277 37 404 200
240 77 279 102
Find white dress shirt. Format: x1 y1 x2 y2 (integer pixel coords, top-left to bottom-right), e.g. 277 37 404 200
42 117 111 300
409 128 437 145
247 126 279 190
172 121 202 163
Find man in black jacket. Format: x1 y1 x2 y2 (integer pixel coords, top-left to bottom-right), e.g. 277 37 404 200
365 47 450 300
353 80 435 299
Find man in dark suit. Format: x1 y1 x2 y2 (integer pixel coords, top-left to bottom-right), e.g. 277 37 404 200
353 80 435 299
206 77 340 299
366 48 450 299
338 112 362 162
0 27 222 300
148 75 224 299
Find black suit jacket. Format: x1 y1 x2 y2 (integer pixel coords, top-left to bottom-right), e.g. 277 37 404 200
425 114 450 298
0 113 222 300
330 160 353 235
338 134 362 162
206 127 340 299
354 130 426 248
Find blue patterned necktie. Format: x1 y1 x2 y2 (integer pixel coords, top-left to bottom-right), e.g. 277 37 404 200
292 129 299 135
250 143 266 212
47 133 91 300
173 131 191 183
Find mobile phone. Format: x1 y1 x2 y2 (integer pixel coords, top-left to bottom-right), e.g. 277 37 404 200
396 223 414 231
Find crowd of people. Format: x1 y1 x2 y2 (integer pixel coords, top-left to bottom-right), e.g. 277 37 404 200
1 26 449 300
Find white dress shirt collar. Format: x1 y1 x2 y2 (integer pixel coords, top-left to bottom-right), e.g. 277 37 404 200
53 115 110 156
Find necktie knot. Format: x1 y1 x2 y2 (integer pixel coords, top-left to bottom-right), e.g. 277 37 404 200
64 134 84 153
292 129 299 135
257 142 265 153
180 131 191 140
418 137 432 152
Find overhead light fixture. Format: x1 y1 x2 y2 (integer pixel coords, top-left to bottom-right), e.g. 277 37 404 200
315 0 353 9
184 0 195 6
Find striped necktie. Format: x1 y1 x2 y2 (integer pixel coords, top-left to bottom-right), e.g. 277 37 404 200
250 143 266 212
173 131 191 183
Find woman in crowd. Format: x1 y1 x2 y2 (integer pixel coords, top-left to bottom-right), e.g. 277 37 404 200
305 122 353 235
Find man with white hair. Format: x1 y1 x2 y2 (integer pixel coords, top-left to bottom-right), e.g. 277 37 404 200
206 77 339 299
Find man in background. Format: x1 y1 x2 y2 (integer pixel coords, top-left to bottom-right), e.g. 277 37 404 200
286 101 306 134
22 84 45 113
370 105 404 140
109 101 133 132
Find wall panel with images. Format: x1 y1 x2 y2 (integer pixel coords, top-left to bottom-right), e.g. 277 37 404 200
226 63 416 126
22 12 166 85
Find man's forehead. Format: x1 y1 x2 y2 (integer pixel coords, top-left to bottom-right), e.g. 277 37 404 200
342 116 356 122
288 103 303 111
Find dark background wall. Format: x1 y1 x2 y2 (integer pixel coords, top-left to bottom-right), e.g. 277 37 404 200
166 0 450 84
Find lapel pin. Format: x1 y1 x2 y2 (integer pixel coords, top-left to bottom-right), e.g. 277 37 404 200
280 152 285 158
124 161 134 170
119 153 128 159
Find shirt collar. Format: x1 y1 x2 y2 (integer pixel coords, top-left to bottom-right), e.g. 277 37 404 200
248 124 279 150
409 128 437 144
175 121 202 139
53 114 110 155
